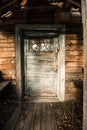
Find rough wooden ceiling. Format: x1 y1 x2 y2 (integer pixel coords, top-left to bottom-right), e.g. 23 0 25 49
0 0 81 24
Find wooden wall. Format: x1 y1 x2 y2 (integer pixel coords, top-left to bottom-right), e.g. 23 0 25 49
0 25 16 98
0 24 83 100
65 33 83 100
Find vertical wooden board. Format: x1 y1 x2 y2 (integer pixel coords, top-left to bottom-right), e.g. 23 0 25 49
29 103 37 130
81 0 87 130
40 103 46 130
34 103 41 130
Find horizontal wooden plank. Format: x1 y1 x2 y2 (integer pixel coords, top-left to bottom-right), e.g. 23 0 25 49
26 52 54 56
0 31 14 35
0 47 15 52
66 40 83 45
27 55 55 60
66 45 83 51
0 39 15 42
66 55 84 61
1 70 15 75
26 68 56 74
66 73 83 80
0 35 14 39
0 43 15 48
66 81 83 89
66 34 83 40
2 74 16 80
65 93 79 100
66 61 83 67
27 66 55 72
0 64 16 70
0 52 15 58
0 58 15 64
27 65 56 73
66 67 83 73
26 73 56 78
66 81 76 88
27 61 55 66
66 87 80 93
66 51 83 56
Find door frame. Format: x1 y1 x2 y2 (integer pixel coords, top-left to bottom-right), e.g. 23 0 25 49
15 24 65 101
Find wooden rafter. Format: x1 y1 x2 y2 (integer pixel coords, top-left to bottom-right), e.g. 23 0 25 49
0 0 17 10
67 0 81 7
20 0 28 6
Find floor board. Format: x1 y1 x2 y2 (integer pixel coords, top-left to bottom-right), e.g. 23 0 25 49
15 102 57 130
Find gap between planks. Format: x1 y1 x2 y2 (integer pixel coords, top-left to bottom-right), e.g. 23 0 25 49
15 102 57 130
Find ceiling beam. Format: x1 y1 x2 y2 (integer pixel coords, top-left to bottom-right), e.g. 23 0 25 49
0 0 17 10
67 0 81 7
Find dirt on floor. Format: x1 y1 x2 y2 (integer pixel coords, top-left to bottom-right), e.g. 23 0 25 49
0 98 83 130
0 99 18 130
53 98 83 130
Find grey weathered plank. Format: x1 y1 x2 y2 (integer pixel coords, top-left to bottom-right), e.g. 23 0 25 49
22 103 34 130
29 103 37 130
34 103 41 130
40 103 46 130
14 103 57 130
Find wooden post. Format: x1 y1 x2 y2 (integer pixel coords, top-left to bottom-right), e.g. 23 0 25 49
81 0 87 129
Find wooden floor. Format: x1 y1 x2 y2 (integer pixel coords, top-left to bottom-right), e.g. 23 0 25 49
15 102 57 130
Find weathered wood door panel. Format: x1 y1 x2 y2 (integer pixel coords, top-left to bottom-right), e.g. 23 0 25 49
24 37 59 97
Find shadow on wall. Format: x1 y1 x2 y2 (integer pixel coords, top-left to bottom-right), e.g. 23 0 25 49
0 71 3 81
0 71 17 100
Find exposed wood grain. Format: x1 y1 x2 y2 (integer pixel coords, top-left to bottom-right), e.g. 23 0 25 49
1 70 15 76
0 52 15 58
0 39 15 42
66 68 83 73
66 51 83 56
66 73 83 80
66 40 83 45
0 64 16 70
66 55 84 61
66 61 83 67
65 93 78 100
15 103 57 130
2 74 16 80
34 103 41 130
66 34 83 40
41 103 46 130
0 58 15 64
0 48 15 52
66 45 83 51
29 103 37 130
0 43 15 48
81 0 87 129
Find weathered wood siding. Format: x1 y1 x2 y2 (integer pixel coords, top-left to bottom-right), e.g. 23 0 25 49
0 26 16 86
65 34 83 100
0 25 83 100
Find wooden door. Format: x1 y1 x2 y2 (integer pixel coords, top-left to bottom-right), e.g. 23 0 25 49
24 37 59 97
